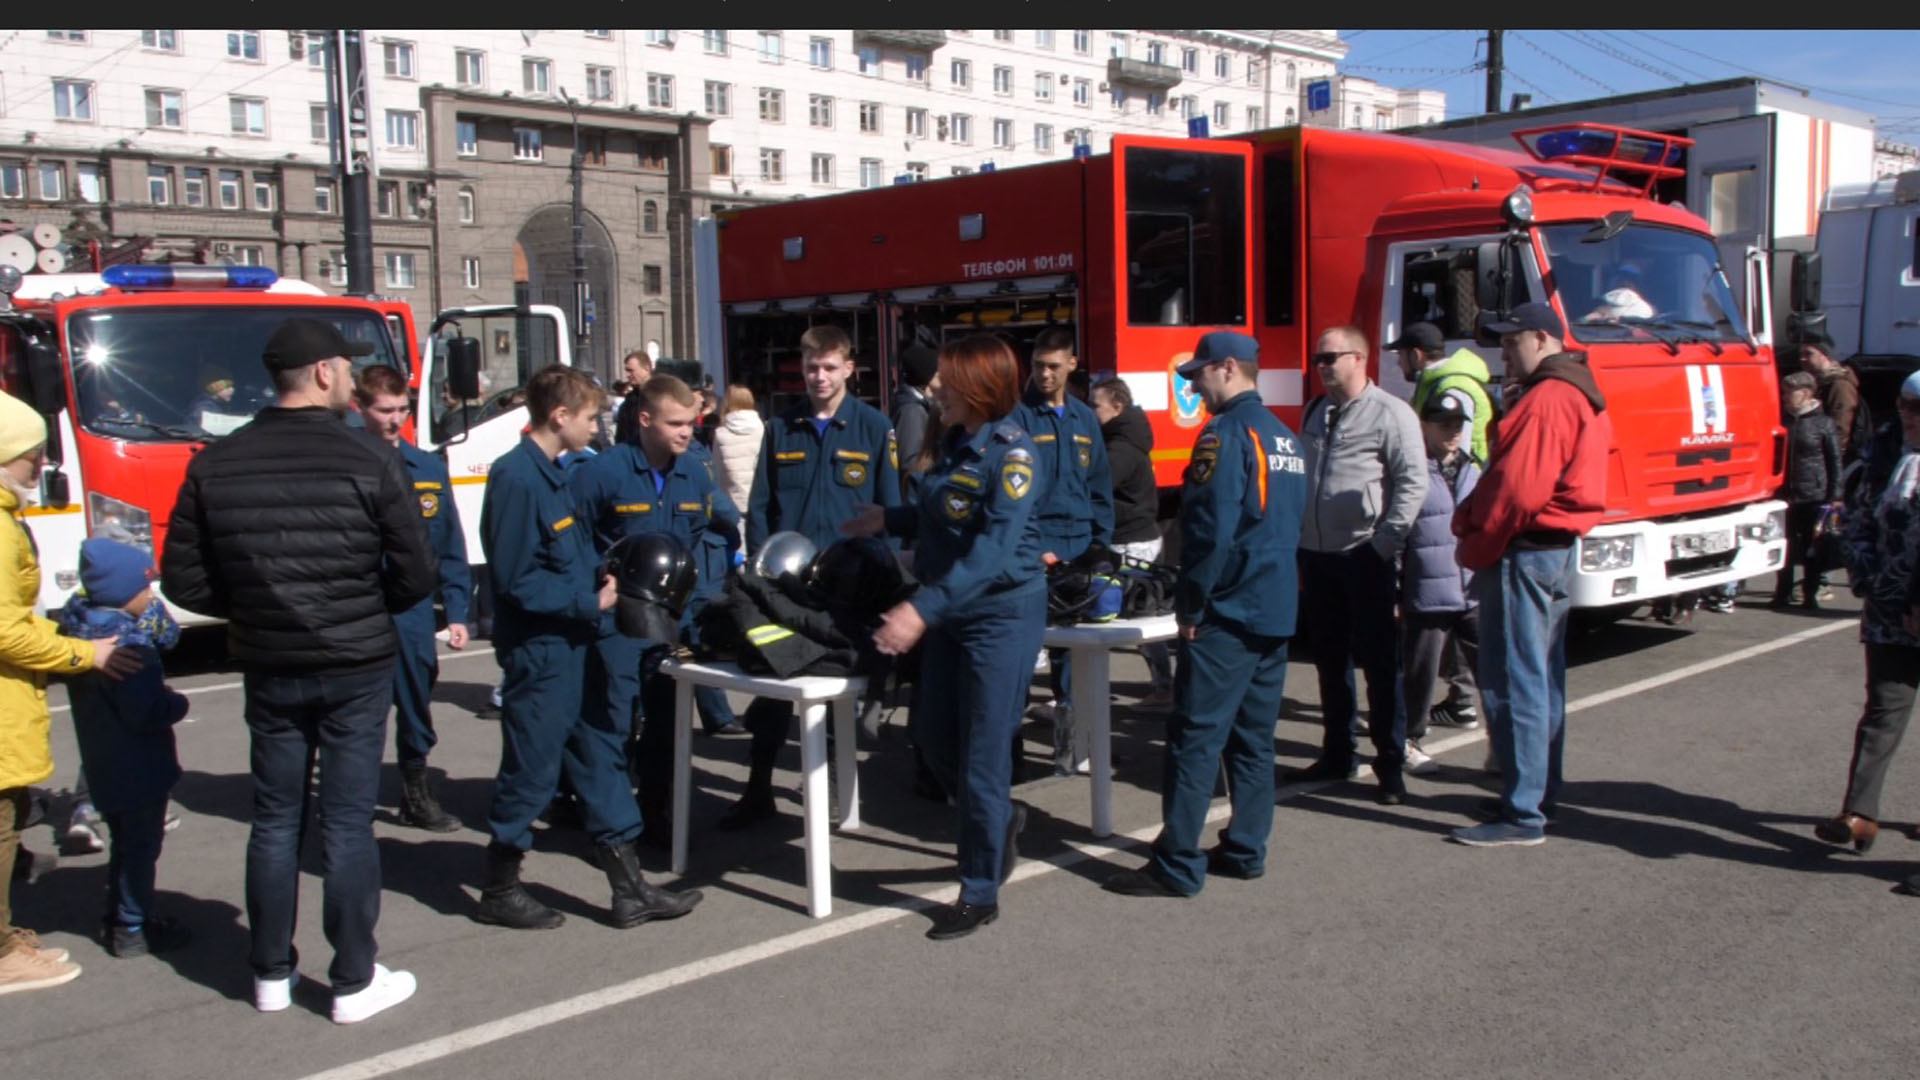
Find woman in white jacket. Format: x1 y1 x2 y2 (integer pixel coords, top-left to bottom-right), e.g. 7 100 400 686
711 385 764 543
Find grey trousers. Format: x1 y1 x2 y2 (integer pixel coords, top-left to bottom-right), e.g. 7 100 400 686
1402 608 1480 741
1842 642 1920 820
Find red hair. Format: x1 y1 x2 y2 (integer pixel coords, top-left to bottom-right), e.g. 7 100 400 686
938 334 1021 423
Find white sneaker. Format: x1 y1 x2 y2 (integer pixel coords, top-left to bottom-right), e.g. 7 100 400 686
254 970 299 1013
332 963 416 1024
1074 757 1092 776
1404 740 1439 776
1032 649 1049 673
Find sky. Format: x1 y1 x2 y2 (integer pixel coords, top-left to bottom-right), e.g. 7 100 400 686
1336 30 1920 139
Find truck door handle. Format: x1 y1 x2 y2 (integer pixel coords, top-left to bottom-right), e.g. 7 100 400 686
1897 320 1920 329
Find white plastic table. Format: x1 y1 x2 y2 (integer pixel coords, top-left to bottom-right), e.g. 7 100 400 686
1042 613 1181 838
658 658 866 918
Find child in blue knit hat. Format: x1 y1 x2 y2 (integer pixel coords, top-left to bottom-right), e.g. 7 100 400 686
53 538 191 958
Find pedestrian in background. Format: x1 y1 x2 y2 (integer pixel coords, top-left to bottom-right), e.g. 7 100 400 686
1399 390 1482 777
1090 375 1173 707
892 341 940 487
1774 371 1842 610
713 384 765 545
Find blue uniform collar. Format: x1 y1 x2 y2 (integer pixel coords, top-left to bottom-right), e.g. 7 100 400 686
620 441 694 480
514 434 569 489
1215 389 1264 417
785 393 857 430
1021 386 1079 415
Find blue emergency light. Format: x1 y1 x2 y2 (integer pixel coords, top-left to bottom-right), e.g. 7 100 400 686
1187 116 1209 139
1533 129 1683 167
102 265 280 291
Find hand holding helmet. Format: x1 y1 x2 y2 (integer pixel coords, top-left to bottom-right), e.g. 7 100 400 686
605 532 698 641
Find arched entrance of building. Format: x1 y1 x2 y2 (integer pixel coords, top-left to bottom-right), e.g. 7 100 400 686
513 205 617 379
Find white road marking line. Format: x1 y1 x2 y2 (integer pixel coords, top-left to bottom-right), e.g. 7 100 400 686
47 647 498 715
296 614 1853 1080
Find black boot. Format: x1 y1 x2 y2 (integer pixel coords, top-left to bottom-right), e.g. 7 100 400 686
399 765 459 833
596 840 703 927
717 769 781 831
474 842 565 929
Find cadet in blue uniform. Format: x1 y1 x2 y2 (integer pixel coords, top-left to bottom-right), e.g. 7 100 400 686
1011 328 1114 775
726 325 901 828
1105 332 1307 898
571 374 739 837
351 366 471 833
476 365 701 931
846 334 1046 940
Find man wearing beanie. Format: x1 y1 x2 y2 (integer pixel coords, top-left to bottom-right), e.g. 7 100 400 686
162 318 434 1022
892 340 940 481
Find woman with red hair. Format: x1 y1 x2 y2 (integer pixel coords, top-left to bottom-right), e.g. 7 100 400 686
846 334 1047 940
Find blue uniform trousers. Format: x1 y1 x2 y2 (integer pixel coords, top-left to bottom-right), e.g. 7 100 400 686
390 604 441 769
487 634 642 850
913 584 1047 907
1150 624 1289 894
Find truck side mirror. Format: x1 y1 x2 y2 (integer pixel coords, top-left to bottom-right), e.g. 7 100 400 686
25 341 65 415
1790 252 1822 313
1475 241 1505 315
39 468 68 511
1786 310 1828 345
446 337 482 401
1474 310 1506 349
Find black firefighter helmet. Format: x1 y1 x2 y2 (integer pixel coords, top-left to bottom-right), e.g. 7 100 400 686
806 535 908 616
606 531 698 641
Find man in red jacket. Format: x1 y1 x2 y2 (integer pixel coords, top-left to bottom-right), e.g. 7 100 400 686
1449 303 1611 847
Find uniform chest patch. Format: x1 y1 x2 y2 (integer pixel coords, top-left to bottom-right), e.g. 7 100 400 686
944 490 976 521
418 492 440 518
1002 462 1034 500
1077 445 1092 468
840 462 868 487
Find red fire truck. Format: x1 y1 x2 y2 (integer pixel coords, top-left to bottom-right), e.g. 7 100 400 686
703 123 1788 610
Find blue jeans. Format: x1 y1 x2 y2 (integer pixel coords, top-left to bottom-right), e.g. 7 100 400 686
104 799 168 930
1151 624 1289 894
1299 546 1407 775
1476 546 1575 830
243 664 393 995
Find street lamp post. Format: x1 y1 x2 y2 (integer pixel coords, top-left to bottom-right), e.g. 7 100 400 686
558 89 591 372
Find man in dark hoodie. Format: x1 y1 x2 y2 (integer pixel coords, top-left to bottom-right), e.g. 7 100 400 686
1449 303 1611 847
1091 376 1173 704
892 341 939 484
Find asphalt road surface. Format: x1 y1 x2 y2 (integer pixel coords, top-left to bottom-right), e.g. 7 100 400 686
6 580 1917 1080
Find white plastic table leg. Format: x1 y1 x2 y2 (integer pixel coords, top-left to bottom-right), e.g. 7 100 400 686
1074 644 1114 838
670 676 694 876
798 701 832 918
832 693 860 831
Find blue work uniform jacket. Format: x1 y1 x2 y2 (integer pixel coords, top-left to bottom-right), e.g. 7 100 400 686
481 436 603 647
885 420 1046 627
747 394 902 554
1010 389 1114 560
570 441 739 635
1177 390 1308 638
399 440 472 626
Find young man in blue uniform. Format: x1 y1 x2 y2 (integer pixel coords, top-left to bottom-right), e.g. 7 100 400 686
475 365 702 931
352 366 471 833
1106 331 1307 898
572 373 740 840
726 326 901 828
1012 328 1114 775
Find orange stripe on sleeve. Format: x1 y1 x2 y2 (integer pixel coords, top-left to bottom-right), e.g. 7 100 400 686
1244 425 1266 513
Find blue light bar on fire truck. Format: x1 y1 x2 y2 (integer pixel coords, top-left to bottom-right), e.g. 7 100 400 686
1511 123 1693 196
101 265 280 291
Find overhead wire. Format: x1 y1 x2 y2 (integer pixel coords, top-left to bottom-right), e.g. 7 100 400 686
1511 32 1618 95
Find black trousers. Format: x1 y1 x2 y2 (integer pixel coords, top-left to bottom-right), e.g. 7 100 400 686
1841 642 1920 821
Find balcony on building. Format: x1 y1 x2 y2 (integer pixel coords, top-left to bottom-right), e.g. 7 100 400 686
1106 57 1183 91
852 29 948 52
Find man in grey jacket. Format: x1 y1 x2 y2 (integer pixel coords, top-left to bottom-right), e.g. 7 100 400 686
1286 325 1428 804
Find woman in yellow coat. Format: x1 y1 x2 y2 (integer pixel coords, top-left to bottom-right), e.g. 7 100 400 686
0 390 138 995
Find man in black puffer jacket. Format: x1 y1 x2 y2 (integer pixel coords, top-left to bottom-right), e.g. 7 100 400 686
1091 376 1174 705
162 317 433 1022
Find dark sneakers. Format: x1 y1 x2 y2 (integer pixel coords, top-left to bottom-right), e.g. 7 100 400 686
1102 867 1192 898
926 902 998 941
716 788 781 832
106 917 192 958
1204 847 1264 881
1282 758 1361 784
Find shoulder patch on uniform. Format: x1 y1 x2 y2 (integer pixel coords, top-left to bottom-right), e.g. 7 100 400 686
1195 430 1222 452
887 429 899 470
1004 447 1033 465
1001 461 1035 500
1187 453 1216 485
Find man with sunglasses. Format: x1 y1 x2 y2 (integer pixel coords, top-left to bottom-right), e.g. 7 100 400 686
1287 326 1427 806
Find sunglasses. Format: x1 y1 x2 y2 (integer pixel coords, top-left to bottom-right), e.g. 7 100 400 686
1311 351 1357 366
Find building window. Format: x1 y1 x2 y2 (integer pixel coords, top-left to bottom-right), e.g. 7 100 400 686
383 41 415 78
643 265 663 295
642 199 658 231
904 55 925 82
584 29 611 40
809 36 832 68
647 73 673 109
523 58 551 94
458 186 474 223
1216 54 1230 79
950 59 971 89
703 30 727 55
1111 33 1129 59
145 88 183 129
704 81 730 115
1180 95 1198 120
1112 86 1130 111
384 109 419 149
1353 104 1363 128
252 173 275 210
1214 102 1230 128
1283 106 1295 124
218 169 242 210
758 87 784 122
950 114 972 144
1248 106 1263 129
329 250 348 286
384 252 416 289
375 180 398 217
811 153 833 185
230 96 267 135
315 181 334 214
403 181 427 219
148 165 171 205
993 66 1012 96
587 65 614 101
226 31 260 61
808 94 833 128
456 49 485 87
640 136 669 169
1034 124 1054 154
646 29 675 47
1073 78 1090 106
1182 47 1198 73
1034 73 1054 102
859 101 881 133
305 32 327 67
456 120 477 156
311 104 337 143
992 29 1013 42
235 245 265 267
53 79 93 121
182 168 207 207
859 158 881 188
141 30 178 52
0 162 21 200
513 127 542 161
906 162 927 182
758 30 782 62
463 257 481 290
36 162 63 201
993 118 1013 149
905 107 927 139
711 144 732 177
856 46 882 77
46 30 84 44
1073 30 1091 54
759 148 784 183
1286 62 1297 90
1035 29 1055 49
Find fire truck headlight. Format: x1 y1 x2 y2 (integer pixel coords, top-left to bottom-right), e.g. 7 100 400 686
87 493 153 557
1580 535 1636 572
1742 510 1787 544
1502 186 1535 228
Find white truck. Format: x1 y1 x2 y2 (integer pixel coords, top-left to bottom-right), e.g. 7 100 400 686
1789 170 1920 376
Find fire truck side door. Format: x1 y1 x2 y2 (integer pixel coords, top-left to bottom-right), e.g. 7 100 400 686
1684 114 1775 318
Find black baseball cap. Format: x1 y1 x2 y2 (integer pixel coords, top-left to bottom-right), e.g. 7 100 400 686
261 317 374 372
1174 331 1258 378
1482 302 1566 341
1386 322 1445 353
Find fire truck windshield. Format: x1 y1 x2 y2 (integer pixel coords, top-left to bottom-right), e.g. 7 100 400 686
63 306 399 441
1540 223 1750 347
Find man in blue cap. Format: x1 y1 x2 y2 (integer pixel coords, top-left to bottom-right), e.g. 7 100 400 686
1105 331 1306 897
